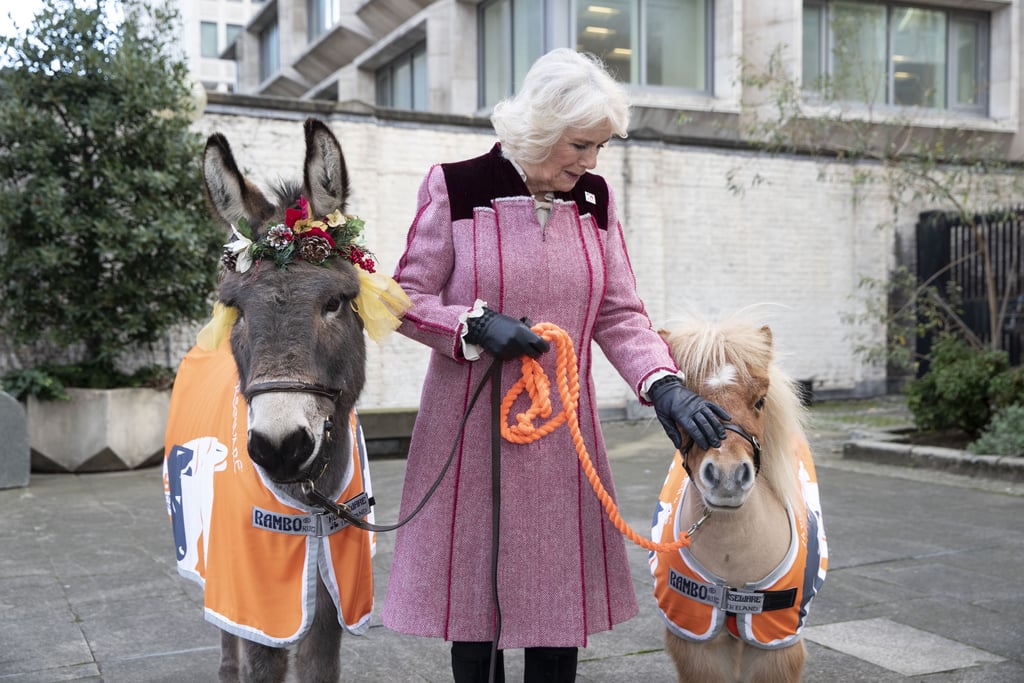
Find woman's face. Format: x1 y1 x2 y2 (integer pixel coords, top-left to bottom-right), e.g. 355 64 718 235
521 123 613 194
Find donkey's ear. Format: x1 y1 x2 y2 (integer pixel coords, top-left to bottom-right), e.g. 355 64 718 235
203 133 273 227
303 118 350 216
759 325 773 346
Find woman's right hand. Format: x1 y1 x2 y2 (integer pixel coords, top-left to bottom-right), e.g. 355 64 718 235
464 307 550 360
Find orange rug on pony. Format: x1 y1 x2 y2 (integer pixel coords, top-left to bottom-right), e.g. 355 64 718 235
650 438 827 649
162 342 375 647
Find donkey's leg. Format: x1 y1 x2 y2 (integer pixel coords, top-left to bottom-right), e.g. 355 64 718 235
219 631 241 682
239 639 289 683
294 575 342 683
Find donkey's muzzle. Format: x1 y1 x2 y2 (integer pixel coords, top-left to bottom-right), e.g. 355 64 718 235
248 427 317 482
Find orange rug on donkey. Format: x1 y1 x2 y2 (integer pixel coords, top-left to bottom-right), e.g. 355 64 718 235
162 342 375 647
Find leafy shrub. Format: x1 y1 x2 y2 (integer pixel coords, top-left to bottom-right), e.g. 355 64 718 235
904 336 1010 438
969 404 1024 456
1 363 175 402
1 369 71 402
989 366 1024 410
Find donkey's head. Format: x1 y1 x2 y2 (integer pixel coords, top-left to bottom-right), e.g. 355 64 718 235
202 118 366 486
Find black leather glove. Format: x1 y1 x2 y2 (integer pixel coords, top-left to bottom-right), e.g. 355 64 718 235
648 375 730 451
464 307 550 360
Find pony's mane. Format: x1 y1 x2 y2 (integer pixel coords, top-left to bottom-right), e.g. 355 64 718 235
662 315 807 511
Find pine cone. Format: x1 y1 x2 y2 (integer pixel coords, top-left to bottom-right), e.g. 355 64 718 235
221 247 238 271
299 235 333 264
266 224 294 249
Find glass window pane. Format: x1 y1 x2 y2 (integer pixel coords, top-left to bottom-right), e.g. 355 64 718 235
376 69 392 107
512 0 544 92
803 6 823 90
892 7 946 108
259 23 279 82
577 0 633 83
481 0 512 107
953 17 981 107
393 58 413 109
829 2 886 104
646 0 705 89
412 45 428 110
201 21 219 58
226 24 243 48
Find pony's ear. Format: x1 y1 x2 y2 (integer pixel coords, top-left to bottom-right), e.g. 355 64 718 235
203 133 274 229
303 118 350 217
759 325 774 363
657 328 671 341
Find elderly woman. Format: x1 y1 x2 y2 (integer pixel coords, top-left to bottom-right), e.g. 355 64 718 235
383 48 729 682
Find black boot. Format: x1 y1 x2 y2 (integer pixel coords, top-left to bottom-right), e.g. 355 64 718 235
523 646 578 683
451 641 505 683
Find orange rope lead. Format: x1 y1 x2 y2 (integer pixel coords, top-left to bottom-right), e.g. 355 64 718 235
500 322 692 553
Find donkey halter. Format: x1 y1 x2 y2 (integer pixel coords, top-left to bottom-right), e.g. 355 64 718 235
241 380 344 485
680 422 763 479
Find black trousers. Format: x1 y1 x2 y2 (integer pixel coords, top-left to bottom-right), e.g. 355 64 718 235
451 641 578 683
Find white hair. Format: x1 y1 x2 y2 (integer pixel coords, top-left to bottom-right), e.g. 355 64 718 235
490 48 630 165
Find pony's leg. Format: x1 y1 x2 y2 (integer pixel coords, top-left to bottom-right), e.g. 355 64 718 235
293 575 342 683
742 641 805 683
664 629 734 683
219 631 241 682
239 639 289 683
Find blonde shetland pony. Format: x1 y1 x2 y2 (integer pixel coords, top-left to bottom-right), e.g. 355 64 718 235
650 316 827 683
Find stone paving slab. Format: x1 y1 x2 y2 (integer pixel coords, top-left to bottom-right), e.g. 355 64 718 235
804 617 1005 676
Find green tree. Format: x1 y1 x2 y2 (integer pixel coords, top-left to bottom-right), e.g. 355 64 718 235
0 0 222 391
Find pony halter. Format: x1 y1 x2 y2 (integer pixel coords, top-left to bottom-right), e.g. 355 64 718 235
680 422 763 479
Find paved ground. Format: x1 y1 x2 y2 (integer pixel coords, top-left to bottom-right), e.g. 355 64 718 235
1 396 1023 682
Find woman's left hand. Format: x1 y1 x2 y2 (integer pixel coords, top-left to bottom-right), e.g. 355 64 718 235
648 376 730 451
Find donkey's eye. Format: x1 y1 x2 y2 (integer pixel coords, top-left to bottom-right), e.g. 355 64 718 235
221 300 243 322
754 396 766 411
323 296 346 316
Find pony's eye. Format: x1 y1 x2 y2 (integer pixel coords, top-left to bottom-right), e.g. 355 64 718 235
323 296 345 316
754 396 766 410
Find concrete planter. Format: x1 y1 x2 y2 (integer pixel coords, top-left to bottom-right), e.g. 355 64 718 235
27 388 171 472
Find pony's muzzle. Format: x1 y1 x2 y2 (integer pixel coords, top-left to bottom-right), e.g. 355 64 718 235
698 456 756 508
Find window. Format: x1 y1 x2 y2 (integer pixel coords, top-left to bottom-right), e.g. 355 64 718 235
201 21 219 59
259 22 279 83
376 42 428 111
576 0 711 90
478 0 713 107
479 0 545 108
308 0 340 42
803 1 989 114
226 24 243 50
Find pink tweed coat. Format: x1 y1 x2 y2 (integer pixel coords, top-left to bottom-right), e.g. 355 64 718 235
381 143 678 649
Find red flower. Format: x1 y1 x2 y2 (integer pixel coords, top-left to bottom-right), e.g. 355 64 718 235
285 207 304 228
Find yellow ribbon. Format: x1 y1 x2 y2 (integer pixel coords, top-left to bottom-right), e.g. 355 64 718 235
354 268 412 343
196 301 238 351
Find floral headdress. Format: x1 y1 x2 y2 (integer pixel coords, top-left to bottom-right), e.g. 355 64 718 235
198 196 411 349
221 195 376 273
